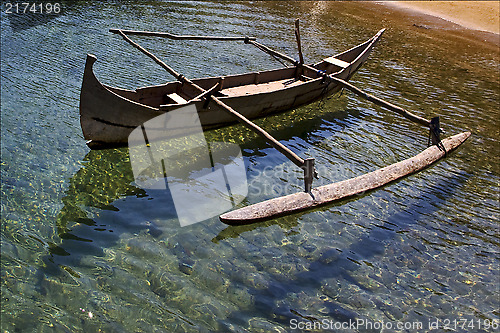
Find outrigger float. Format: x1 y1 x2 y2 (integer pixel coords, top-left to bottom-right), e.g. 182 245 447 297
79 20 470 225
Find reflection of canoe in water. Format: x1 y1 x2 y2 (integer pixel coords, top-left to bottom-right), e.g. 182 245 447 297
40 148 200 280
42 149 151 277
55 149 146 235
80 29 385 149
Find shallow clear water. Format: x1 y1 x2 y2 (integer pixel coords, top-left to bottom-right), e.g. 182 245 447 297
1 1 499 332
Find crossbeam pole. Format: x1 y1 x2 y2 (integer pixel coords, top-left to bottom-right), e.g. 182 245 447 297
110 28 256 41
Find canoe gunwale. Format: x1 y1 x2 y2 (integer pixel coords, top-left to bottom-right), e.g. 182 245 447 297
84 28 384 110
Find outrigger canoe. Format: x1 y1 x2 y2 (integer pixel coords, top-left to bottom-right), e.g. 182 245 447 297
80 29 385 149
79 24 470 224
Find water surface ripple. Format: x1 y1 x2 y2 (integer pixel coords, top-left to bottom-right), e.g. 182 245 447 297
1 1 498 332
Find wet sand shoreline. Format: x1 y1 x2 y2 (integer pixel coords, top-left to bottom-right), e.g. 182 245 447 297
383 1 500 35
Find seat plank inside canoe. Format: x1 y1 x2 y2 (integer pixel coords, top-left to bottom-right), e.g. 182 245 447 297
221 77 308 97
165 93 188 104
323 56 350 69
131 82 183 107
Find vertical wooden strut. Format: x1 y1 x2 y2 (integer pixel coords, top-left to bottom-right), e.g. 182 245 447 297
294 19 304 79
294 19 304 65
114 29 316 192
303 158 316 194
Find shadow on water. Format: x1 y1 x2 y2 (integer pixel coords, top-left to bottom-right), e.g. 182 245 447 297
38 148 164 279
221 170 470 327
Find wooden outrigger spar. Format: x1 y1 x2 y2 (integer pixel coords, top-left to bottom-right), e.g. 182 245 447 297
80 21 470 224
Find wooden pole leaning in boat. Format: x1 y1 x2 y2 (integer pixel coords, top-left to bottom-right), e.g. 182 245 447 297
246 39 432 128
113 29 317 193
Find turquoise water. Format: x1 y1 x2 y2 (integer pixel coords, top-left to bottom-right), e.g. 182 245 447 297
1 1 498 332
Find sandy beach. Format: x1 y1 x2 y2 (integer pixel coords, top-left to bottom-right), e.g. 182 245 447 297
384 1 500 35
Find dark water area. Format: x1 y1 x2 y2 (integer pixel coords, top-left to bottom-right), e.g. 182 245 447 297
1 1 498 332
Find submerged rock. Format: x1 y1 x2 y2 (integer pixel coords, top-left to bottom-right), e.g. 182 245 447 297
179 261 194 275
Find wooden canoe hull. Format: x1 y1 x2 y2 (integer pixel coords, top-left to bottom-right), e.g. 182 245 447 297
80 30 385 149
219 132 471 225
